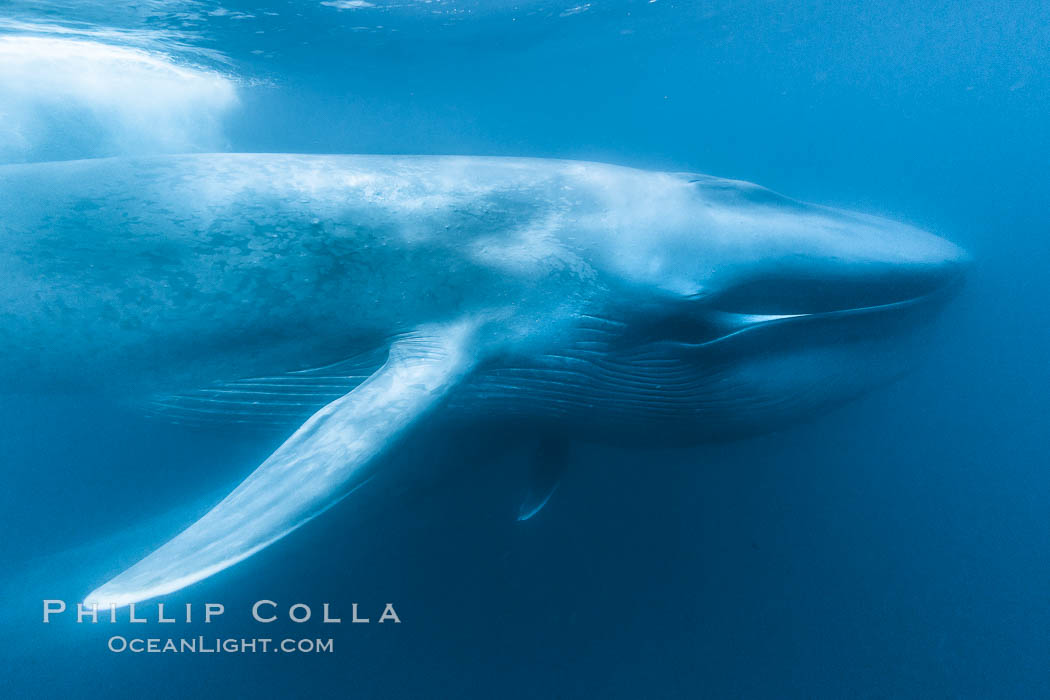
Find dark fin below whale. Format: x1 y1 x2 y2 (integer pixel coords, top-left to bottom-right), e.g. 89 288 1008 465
84 321 477 609
517 438 568 521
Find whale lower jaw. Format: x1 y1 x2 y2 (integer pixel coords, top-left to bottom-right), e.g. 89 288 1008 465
457 286 960 445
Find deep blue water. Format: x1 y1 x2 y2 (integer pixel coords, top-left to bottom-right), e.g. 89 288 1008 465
2 1 1048 697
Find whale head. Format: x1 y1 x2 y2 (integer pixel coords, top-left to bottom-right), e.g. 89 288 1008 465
508 169 970 443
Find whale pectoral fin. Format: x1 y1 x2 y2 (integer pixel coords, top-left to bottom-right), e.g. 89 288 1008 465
85 321 477 609
517 438 568 521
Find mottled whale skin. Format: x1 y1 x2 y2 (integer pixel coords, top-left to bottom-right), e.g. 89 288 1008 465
0 154 966 606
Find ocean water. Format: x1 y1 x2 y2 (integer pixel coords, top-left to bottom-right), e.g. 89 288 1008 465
1 1 1048 698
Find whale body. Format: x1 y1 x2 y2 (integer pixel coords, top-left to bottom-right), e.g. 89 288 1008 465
0 154 967 607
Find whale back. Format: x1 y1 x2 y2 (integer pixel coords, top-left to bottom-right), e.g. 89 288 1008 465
0 154 610 393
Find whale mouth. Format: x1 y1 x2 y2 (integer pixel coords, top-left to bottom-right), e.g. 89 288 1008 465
651 258 969 350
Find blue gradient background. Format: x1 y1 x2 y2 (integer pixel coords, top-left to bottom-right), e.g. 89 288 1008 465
1 1 1047 697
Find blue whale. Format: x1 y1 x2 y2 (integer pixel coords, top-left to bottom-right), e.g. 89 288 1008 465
0 154 967 607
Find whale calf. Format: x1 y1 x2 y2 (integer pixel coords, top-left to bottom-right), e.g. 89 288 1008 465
0 154 967 607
